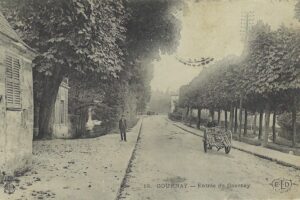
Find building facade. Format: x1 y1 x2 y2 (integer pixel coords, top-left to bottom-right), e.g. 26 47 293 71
52 79 70 138
0 13 36 174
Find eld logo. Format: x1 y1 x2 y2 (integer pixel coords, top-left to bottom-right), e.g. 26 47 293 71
271 178 293 193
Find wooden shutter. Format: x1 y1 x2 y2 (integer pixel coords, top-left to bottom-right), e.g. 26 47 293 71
5 54 21 110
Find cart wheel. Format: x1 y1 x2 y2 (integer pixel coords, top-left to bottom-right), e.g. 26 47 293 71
225 146 231 154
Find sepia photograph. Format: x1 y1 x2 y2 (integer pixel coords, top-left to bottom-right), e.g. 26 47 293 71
0 0 300 199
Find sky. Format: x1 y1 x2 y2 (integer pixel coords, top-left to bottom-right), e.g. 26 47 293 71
150 0 300 93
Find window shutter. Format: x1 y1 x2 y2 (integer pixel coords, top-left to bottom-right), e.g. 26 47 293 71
5 54 21 110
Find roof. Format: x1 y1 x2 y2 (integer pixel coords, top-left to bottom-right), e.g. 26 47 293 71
0 11 36 54
0 12 22 43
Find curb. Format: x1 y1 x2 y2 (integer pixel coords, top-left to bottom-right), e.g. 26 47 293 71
115 117 144 200
173 123 300 170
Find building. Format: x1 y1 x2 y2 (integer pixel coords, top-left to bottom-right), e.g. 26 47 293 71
52 78 70 138
0 12 36 174
170 94 179 113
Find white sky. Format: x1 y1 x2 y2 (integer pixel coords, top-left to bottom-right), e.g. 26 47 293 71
150 0 300 93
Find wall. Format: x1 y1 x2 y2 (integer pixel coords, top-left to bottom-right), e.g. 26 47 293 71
0 37 34 174
52 82 70 138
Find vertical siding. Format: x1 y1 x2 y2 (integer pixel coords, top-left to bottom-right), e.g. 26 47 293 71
0 47 6 170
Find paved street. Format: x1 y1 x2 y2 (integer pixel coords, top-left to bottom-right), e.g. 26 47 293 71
120 115 300 200
1 1 300 200
2 116 300 200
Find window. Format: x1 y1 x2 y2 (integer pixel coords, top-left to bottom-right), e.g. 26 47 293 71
5 54 21 110
60 100 65 124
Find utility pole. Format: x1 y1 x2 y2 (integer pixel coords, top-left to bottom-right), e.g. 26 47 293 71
239 11 255 140
240 11 255 42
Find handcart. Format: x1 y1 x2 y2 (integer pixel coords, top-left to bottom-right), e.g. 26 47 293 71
203 127 232 154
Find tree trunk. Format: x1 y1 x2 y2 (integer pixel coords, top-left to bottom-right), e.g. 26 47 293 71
234 107 238 134
217 110 221 125
239 96 243 141
272 111 276 143
186 106 190 118
259 110 263 140
211 109 215 121
230 104 234 132
78 107 89 137
37 68 65 139
244 108 248 136
263 103 271 147
33 104 40 140
189 108 192 126
292 95 297 147
225 110 228 131
253 112 257 135
197 107 201 129
185 106 190 123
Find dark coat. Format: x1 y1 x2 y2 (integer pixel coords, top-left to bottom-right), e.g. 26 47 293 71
119 118 127 131
207 121 217 128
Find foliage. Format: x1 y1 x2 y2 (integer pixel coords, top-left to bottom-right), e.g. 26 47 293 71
1 0 126 76
168 111 183 121
179 21 300 116
123 0 183 112
277 112 300 141
179 56 241 111
245 24 300 96
2 0 184 137
65 0 183 137
178 85 190 108
1 0 128 138
295 0 300 21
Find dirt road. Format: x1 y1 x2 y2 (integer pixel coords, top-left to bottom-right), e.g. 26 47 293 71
1 116 299 200
119 116 300 200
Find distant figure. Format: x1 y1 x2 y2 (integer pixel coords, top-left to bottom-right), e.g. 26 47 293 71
206 119 217 128
119 115 127 142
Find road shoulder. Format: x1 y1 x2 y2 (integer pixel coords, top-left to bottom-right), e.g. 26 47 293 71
172 120 300 170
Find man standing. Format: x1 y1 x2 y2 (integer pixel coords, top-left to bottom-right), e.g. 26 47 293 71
119 114 127 141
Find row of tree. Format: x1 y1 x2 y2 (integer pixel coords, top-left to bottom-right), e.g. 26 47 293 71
1 0 183 138
179 20 300 147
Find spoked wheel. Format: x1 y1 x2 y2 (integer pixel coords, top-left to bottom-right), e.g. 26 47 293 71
225 146 231 154
203 130 207 153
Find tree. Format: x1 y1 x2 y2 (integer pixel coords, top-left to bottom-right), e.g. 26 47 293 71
1 0 127 138
67 0 184 135
245 24 300 146
179 20 300 148
123 0 183 114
